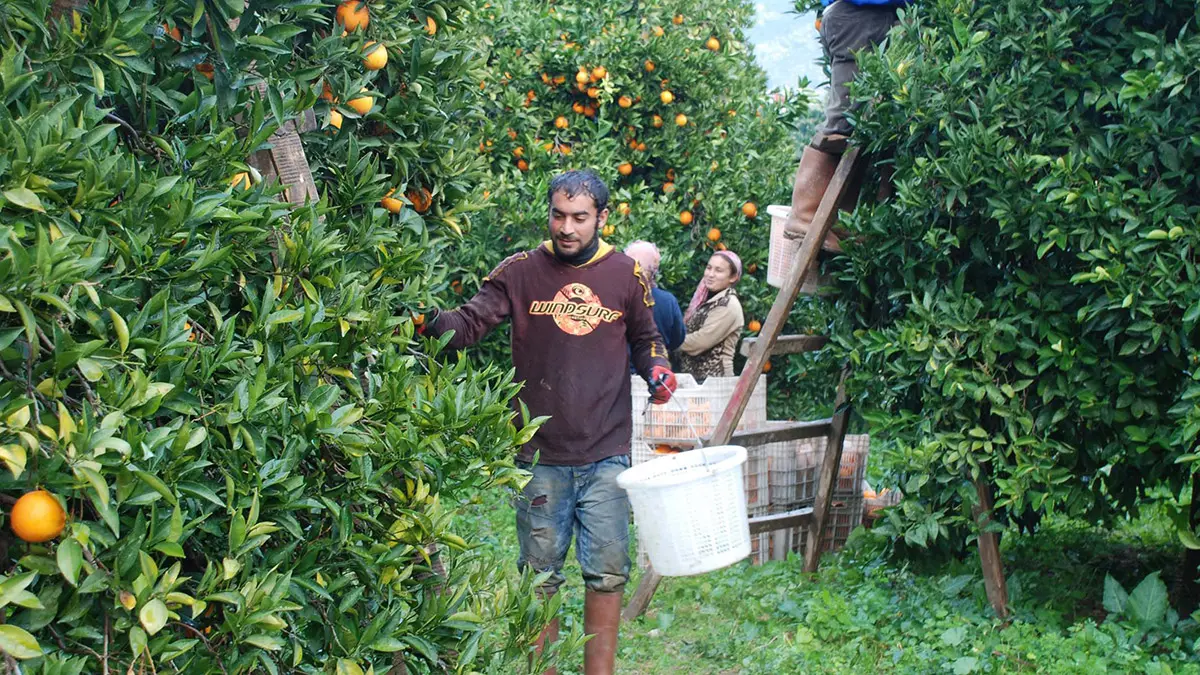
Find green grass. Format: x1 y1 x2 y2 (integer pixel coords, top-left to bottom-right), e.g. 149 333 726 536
455 489 1200 674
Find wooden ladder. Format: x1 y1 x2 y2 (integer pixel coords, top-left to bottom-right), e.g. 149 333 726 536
623 147 866 621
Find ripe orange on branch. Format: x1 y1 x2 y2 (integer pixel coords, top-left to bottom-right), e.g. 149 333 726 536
362 41 388 70
335 1 369 31
675 113 688 126
618 163 633 176
742 202 758 218
679 210 693 225
707 227 721 242
381 189 403 213
554 116 569 129
660 90 674 104
10 490 66 543
347 89 374 115
618 95 632 108
706 36 721 51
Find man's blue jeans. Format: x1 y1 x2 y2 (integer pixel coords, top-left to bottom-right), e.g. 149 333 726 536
515 455 632 594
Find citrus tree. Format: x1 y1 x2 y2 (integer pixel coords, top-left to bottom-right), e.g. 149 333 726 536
824 0 1200 550
0 0 576 671
447 0 840 419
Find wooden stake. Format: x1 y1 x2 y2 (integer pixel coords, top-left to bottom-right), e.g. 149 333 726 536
803 367 850 573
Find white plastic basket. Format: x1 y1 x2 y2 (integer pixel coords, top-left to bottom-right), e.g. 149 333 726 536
617 446 751 577
766 204 799 289
630 374 767 451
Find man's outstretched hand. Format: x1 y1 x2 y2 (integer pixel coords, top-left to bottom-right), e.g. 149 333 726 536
648 366 677 405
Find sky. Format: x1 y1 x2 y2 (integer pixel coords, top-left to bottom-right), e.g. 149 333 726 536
745 1 826 92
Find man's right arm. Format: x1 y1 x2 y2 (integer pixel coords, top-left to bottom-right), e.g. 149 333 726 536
424 276 512 349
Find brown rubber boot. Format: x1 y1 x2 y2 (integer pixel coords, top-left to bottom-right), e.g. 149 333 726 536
783 145 846 251
532 617 559 675
583 590 622 675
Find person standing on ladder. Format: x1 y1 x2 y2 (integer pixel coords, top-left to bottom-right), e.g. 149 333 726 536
419 169 678 675
785 0 909 248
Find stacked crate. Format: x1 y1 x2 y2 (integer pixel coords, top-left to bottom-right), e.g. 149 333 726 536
749 434 870 565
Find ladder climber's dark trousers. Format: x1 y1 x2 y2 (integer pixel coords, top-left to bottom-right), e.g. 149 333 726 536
812 1 902 153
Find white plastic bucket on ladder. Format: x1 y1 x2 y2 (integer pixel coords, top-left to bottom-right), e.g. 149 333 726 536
617 445 751 576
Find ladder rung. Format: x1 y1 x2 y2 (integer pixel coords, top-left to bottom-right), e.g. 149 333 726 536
740 334 829 358
748 507 813 534
709 420 832 447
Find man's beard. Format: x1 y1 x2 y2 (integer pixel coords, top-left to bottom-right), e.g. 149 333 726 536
552 225 600 264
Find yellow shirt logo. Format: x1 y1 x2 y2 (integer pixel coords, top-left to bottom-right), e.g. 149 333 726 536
530 283 623 336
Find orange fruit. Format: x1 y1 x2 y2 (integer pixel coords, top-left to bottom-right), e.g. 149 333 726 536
591 66 607 80
644 59 656 72
707 227 721 242
381 189 403 213
507 128 518 139
666 168 676 180
321 81 338 103
652 26 664 37
716 242 727 251
747 262 758 274
675 113 688 126
618 95 632 108
652 115 663 128
554 75 566 85
762 360 772 373
602 224 615 237
587 87 600 99
335 1 369 31
362 41 388 70
328 109 344 129
196 62 215 80
413 313 425 326
408 187 433 213
618 163 633 176
554 116 569 130
706 36 721 51
513 146 524 157
679 210 693 225
425 16 437 35
618 202 630 216
748 320 761 333
742 202 758 218
573 102 585 114
636 142 647 152
163 23 182 41
347 89 374 115
583 105 596 117
230 172 251 190
517 159 529 171
575 70 590 84
660 90 674 105
662 182 676 194
673 14 684 25
10 490 66 543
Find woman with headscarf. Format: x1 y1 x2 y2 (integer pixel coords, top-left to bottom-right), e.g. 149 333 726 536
678 250 744 382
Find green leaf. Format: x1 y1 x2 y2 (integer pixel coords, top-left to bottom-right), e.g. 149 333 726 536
77 357 104 382
139 598 169 635
1181 528 1200 550
1128 572 1168 628
154 542 185 558
0 624 43 659
108 308 129 353
940 626 966 647
57 539 83 586
368 637 406 652
3 187 45 213
266 309 304 326
336 659 365 675
1103 574 1128 615
244 634 284 651
0 444 27 479
952 656 979 675
133 469 178 506
179 482 223 507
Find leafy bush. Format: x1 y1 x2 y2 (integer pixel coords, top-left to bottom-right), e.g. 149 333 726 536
0 0 564 671
829 0 1200 544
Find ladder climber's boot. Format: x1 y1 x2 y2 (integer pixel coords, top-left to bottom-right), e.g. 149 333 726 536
583 590 622 675
783 144 847 252
532 616 559 675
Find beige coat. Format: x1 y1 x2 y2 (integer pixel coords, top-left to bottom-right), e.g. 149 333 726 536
678 288 743 382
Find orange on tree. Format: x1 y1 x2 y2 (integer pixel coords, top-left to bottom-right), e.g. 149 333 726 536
618 95 632 108
601 224 615 237
673 13 684 24
618 162 633 176
617 202 631 216
762 360 772 373
517 158 529 171
335 0 369 32
644 59 655 72
675 113 688 126
748 320 762 333
321 81 337 103
10 490 66 543
636 141 647 152
652 114 663 128
163 23 182 41
196 62 214 80
679 210 693 225
575 70 590 84
706 36 721 51
747 262 758 274
408 187 433 213
660 90 674 104
573 101 585 114
742 201 758 218
381 189 403 214
328 109 344 129
554 116 569 129
662 181 676 194
347 89 374 115
413 312 426 326
715 242 727 251
425 16 438 35
513 146 524 157
591 65 607 80
652 25 665 37
362 41 388 70
707 227 721 241
587 87 601 99
582 104 596 117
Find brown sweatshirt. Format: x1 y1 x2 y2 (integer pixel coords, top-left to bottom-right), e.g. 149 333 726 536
427 241 669 465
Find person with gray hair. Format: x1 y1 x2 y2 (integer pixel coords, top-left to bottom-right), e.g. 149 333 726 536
624 240 686 353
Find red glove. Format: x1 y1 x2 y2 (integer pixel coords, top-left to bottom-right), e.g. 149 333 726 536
648 366 677 405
